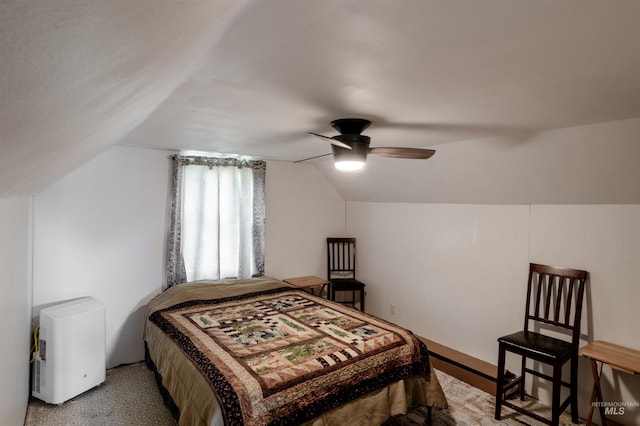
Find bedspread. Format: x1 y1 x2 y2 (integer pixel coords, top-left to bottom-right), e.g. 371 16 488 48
144 278 447 426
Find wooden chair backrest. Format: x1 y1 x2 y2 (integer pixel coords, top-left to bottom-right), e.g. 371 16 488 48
327 238 357 279
524 263 587 346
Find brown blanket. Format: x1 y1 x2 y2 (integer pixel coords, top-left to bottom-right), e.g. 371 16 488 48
150 286 432 426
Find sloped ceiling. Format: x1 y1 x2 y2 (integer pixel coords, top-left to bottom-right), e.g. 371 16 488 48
2 1 640 202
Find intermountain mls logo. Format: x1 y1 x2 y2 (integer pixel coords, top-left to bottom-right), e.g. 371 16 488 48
592 401 639 416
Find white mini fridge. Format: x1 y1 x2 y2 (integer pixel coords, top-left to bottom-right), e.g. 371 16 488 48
32 297 106 404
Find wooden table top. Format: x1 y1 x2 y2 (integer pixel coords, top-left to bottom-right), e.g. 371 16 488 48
579 340 640 375
283 276 329 288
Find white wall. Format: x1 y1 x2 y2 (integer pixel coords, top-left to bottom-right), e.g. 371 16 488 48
347 202 640 425
265 161 345 280
33 146 171 368
530 205 640 425
346 202 531 360
0 197 32 426
32 146 345 368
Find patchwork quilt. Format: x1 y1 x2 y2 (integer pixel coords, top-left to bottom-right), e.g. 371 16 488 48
149 286 431 426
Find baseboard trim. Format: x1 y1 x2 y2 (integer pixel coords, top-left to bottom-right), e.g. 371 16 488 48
418 337 498 396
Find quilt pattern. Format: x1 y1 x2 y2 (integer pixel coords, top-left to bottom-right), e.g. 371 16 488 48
150 287 430 426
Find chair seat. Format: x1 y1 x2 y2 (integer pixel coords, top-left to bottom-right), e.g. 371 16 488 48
330 278 366 290
498 331 574 362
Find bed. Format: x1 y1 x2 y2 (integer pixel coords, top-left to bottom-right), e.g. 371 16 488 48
143 277 447 426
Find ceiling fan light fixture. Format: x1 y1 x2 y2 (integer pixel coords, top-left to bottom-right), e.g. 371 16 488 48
333 146 367 172
335 159 365 171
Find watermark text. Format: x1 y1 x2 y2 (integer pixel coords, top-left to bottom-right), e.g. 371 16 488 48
592 401 639 416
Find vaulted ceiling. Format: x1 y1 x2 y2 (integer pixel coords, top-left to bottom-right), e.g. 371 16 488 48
2 1 640 202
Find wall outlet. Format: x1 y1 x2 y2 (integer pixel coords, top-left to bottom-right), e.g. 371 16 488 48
390 304 396 315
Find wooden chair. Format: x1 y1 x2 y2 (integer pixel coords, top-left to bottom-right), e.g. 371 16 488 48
327 238 366 311
495 263 587 426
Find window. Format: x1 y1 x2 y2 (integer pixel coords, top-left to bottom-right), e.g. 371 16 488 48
166 154 266 287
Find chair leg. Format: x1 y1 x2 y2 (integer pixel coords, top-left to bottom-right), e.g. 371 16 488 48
360 288 365 312
570 354 579 423
495 344 506 420
551 364 562 426
520 355 527 401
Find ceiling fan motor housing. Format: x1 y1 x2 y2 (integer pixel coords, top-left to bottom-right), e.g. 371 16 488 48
330 118 371 135
331 134 370 163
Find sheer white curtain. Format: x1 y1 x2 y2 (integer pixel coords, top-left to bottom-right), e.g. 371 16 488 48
166 155 265 287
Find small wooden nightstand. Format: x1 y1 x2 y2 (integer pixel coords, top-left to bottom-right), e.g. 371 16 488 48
579 340 640 425
283 276 329 297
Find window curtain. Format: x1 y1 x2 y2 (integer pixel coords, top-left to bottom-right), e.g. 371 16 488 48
166 155 266 287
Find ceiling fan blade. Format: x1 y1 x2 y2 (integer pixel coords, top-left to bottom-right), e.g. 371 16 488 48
368 147 436 159
308 132 352 149
293 153 333 163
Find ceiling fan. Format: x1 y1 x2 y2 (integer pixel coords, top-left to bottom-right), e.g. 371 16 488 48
304 118 436 171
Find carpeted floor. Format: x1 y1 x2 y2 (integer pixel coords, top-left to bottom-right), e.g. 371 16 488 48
24 362 582 425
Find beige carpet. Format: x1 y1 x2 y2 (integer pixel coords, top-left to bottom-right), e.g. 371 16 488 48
25 362 582 425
